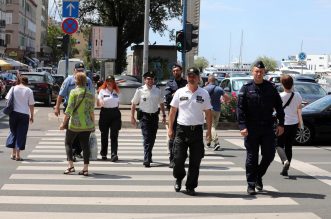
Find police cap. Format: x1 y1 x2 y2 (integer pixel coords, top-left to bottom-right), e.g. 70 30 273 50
143 71 156 78
105 75 115 81
74 63 85 71
187 67 200 76
253 60 265 69
172 63 182 70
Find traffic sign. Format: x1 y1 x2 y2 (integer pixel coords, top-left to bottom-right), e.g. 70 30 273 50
298 52 307 61
62 0 79 18
61 18 79 35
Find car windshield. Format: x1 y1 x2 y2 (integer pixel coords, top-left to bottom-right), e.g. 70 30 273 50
294 83 326 95
0 73 17 80
232 79 251 91
304 95 331 111
23 74 44 83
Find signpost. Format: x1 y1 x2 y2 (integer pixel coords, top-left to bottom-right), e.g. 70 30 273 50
61 18 79 35
298 52 307 74
62 0 79 18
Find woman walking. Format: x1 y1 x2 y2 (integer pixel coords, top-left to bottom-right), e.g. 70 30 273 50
60 72 95 176
6 76 35 161
277 74 303 176
97 75 121 162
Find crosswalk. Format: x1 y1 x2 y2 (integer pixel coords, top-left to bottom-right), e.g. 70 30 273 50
0 129 321 218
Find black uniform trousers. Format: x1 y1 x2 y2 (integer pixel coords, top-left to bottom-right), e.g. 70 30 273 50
140 112 159 163
173 124 204 190
244 125 275 186
99 107 121 157
168 112 179 162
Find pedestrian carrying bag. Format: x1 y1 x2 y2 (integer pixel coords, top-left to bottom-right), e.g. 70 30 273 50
63 89 87 129
3 87 15 115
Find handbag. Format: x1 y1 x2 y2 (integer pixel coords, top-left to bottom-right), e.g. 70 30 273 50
3 87 15 115
63 88 87 129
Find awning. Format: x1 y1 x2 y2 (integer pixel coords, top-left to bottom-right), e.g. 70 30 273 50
4 58 29 70
0 59 12 70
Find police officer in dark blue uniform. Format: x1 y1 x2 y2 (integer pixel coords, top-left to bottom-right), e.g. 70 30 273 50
164 64 187 168
237 60 285 195
131 71 166 167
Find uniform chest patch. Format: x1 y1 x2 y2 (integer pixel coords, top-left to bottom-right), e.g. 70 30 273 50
113 94 118 98
180 96 189 101
196 95 204 103
104 95 110 97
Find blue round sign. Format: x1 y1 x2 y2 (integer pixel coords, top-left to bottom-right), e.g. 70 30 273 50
298 52 307 61
61 18 79 35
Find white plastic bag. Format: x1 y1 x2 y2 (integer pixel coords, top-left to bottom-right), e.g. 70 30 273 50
89 132 98 160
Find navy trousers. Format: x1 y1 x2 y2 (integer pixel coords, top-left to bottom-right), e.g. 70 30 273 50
6 111 29 150
140 113 159 163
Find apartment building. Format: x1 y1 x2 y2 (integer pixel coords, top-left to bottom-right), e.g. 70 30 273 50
0 0 6 57
35 0 49 61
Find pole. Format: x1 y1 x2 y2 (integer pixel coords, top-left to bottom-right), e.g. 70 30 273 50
142 0 150 82
301 40 303 74
65 34 70 78
182 0 187 73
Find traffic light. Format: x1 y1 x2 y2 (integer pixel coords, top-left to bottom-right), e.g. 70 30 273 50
186 23 199 52
176 30 184 52
56 34 70 51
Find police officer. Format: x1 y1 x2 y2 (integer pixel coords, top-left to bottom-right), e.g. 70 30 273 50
54 63 94 160
131 71 166 167
237 60 285 195
168 67 212 196
164 64 187 168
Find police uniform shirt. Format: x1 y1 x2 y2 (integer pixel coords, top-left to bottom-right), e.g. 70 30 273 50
98 88 119 108
164 78 187 108
59 75 95 105
171 85 212 126
131 84 163 113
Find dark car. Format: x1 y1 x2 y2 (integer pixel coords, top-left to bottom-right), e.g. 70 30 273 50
52 75 65 86
295 95 331 145
21 71 60 106
276 81 327 106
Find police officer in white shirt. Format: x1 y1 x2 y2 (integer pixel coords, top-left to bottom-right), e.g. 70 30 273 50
168 67 212 196
131 71 166 167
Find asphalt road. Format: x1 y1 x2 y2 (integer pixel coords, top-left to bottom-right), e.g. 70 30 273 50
0 104 330 219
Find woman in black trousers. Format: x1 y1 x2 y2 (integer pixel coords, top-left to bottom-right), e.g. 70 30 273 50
97 75 122 162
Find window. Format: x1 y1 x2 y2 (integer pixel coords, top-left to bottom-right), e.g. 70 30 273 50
319 57 324 60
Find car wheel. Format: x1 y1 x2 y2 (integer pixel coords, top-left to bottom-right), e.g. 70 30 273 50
294 125 313 145
44 94 52 106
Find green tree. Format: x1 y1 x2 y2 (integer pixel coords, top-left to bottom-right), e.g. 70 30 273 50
79 0 181 74
194 56 209 72
46 24 64 64
252 56 278 72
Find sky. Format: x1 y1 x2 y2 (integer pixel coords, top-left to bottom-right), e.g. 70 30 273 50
149 0 331 66
49 0 331 66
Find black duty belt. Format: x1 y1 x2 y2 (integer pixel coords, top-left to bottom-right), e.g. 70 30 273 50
142 111 158 116
178 124 203 131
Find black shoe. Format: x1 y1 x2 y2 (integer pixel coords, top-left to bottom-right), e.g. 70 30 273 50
280 170 288 176
206 142 211 147
247 185 256 195
174 180 181 192
281 160 290 176
110 155 118 162
185 188 196 196
101 156 107 161
143 162 150 168
213 144 221 151
256 178 263 191
169 161 174 168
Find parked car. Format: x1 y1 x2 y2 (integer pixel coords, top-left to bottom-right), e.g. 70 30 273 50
0 71 19 95
276 81 327 106
295 95 331 145
0 78 6 98
20 71 60 106
52 75 65 86
219 77 252 96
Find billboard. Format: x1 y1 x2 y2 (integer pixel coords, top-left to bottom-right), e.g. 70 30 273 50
92 26 118 60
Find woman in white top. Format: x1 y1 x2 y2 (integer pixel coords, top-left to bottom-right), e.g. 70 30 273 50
97 75 121 162
277 75 303 176
5 76 35 161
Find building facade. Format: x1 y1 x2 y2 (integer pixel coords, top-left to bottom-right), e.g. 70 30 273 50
0 0 6 57
35 0 48 62
306 54 331 73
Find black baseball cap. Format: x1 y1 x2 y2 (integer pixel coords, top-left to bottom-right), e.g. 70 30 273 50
172 64 182 70
143 71 155 78
187 67 200 76
253 60 265 69
74 63 85 71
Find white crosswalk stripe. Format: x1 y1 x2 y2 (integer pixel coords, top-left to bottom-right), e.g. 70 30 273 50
0 129 321 218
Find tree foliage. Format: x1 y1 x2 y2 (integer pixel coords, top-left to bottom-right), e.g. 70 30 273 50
253 56 278 72
79 0 181 74
194 56 209 72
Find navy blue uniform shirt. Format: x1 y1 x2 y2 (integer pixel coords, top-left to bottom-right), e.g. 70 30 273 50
236 79 285 130
164 78 187 109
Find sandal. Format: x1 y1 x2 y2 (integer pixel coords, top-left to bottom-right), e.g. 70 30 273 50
78 170 88 176
15 157 23 161
64 167 75 174
10 155 16 160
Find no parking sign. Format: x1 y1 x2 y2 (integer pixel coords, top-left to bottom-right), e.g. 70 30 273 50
61 18 79 35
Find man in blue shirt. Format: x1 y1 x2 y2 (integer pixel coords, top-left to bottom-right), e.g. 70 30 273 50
204 75 229 151
54 63 94 160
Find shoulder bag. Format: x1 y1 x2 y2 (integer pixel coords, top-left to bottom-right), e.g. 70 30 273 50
3 87 15 115
63 88 87 129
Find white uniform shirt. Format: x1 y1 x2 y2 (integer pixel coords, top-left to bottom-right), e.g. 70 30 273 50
131 84 163 113
171 85 212 125
98 89 119 108
6 85 35 115
280 91 302 125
